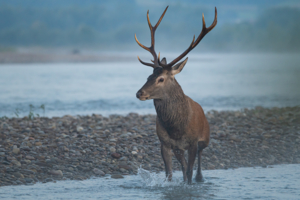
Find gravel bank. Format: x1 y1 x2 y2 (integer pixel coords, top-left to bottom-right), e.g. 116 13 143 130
0 106 299 186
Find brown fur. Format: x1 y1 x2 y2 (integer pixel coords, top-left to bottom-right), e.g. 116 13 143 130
135 6 217 184
137 71 210 184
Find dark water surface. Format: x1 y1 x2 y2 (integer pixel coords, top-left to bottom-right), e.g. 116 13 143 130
0 53 299 117
0 164 299 200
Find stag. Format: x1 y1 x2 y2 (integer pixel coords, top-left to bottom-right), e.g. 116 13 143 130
135 6 217 184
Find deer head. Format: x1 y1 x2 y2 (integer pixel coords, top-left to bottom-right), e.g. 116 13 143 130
136 6 217 101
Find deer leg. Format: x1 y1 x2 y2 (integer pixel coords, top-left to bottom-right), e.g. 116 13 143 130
161 143 173 181
187 146 197 184
173 149 187 182
196 141 207 182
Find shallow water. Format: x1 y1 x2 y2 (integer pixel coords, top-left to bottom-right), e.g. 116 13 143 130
0 53 300 117
0 164 299 199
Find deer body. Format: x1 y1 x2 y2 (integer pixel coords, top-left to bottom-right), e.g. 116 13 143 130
135 6 217 184
155 96 209 150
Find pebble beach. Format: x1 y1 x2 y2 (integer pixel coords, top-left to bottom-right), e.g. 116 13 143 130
0 106 299 187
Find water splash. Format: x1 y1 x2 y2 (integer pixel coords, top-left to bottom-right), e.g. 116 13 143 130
138 167 184 188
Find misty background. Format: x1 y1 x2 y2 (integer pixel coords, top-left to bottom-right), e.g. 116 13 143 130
0 0 300 53
1 0 300 118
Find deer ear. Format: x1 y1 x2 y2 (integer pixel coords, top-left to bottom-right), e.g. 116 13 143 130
171 57 188 75
161 57 167 65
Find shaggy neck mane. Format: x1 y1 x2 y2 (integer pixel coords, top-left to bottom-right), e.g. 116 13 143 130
154 79 189 131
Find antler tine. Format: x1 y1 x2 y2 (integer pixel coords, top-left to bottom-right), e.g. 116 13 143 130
135 32 156 67
135 34 151 53
137 56 156 68
192 7 217 48
154 6 169 30
160 7 217 68
135 6 168 68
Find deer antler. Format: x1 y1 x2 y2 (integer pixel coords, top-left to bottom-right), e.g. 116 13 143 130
135 6 168 68
158 7 217 69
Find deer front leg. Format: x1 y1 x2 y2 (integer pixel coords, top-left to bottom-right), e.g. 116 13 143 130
196 141 207 182
173 149 187 182
187 145 197 184
161 143 173 181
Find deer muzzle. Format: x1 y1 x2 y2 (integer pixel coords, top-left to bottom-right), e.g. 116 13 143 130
136 90 150 101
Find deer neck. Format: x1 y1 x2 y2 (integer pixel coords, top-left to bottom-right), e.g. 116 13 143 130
154 80 190 130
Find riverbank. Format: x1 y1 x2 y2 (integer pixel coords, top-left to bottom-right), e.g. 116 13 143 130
0 106 299 187
0 51 135 63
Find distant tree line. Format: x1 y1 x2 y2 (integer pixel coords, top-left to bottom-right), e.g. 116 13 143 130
211 7 300 52
0 4 299 52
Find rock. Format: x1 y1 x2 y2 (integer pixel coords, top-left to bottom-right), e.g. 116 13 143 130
13 172 24 179
120 133 128 138
216 130 226 138
35 142 42 146
207 163 215 170
22 169 36 175
21 146 31 151
0 148 6 152
132 146 138 151
24 178 33 183
23 159 31 164
1 122 10 130
109 147 116 153
11 160 21 167
67 167 74 171
50 170 63 176
12 148 20 154
229 135 241 142
111 153 121 159
119 165 131 170
119 157 128 161
5 167 15 172
76 126 84 132
111 174 124 179
0 106 298 187
25 155 35 160
263 134 272 138
119 168 127 173
92 168 105 176
5 156 15 161
43 178 53 183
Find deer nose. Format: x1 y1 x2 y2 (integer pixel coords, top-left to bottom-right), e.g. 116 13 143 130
136 90 144 98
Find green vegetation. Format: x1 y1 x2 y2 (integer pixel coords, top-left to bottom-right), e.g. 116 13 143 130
13 104 46 119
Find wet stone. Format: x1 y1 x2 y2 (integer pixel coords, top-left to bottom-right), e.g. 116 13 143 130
11 160 21 167
25 155 35 160
43 178 53 183
12 148 20 154
109 147 116 153
2 161 10 165
24 178 33 183
111 153 121 159
0 106 298 187
49 170 63 176
92 168 105 176
111 174 124 179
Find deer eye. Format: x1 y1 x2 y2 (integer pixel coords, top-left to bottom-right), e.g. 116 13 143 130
158 78 164 82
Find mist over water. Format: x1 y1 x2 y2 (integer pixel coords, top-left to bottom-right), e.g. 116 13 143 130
0 53 299 118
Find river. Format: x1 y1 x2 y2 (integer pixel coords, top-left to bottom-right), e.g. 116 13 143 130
0 164 299 199
0 53 299 118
